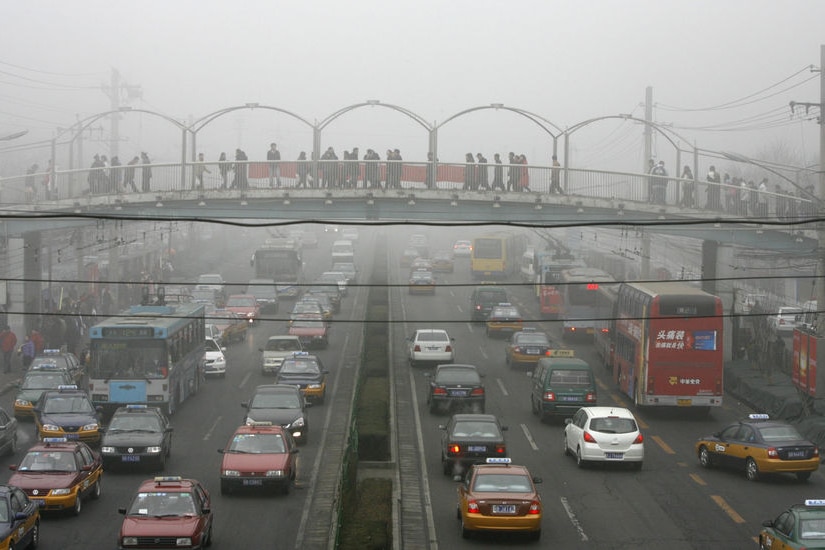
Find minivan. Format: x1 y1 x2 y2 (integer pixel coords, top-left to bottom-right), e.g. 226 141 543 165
529 351 597 421
469 286 508 321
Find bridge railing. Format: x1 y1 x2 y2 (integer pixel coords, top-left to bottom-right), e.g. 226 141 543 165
0 161 815 222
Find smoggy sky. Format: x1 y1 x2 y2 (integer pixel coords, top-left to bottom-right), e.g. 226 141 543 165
2 0 823 172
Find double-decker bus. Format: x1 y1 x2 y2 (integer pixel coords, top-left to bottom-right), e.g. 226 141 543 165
470 231 529 279
88 302 205 416
613 281 724 409
559 267 616 340
536 254 584 319
592 282 620 370
250 237 303 298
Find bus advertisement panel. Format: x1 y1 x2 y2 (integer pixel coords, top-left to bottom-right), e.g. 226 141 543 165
88 303 205 415
250 238 303 298
470 231 529 279
559 267 616 340
613 281 724 408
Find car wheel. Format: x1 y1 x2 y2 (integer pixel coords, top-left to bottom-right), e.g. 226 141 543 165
428 402 437 415
71 493 82 516
203 523 213 548
282 480 291 495
745 458 760 481
91 477 101 500
530 395 539 415
797 471 812 482
576 447 587 469
442 457 452 476
698 446 714 468
30 518 40 549
632 461 643 471
563 435 570 456
7 433 17 456
460 517 471 539
527 529 541 542
220 480 231 495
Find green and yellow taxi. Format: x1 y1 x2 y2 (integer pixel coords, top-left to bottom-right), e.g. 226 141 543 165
0 484 39 548
504 328 552 368
456 457 542 541
759 499 825 549
14 366 74 419
8 437 103 515
485 303 523 338
695 414 820 482
274 353 329 404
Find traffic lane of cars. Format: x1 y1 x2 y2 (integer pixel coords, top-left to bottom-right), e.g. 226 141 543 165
395 265 811 548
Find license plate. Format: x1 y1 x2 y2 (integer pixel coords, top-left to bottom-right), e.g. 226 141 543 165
32 499 45 507
561 396 579 402
121 455 141 462
605 452 624 460
468 446 486 453
242 479 263 486
64 433 79 440
677 399 692 406
492 504 516 514
788 451 807 459
526 349 539 355
449 390 469 397
426 346 441 351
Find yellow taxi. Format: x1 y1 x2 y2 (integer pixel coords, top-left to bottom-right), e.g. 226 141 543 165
34 385 102 444
485 303 523 338
275 353 329 404
8 437 103 515
409 269 436 295
504 328 552 368
695 414 820 482
759 499 825 549
457 457 542 540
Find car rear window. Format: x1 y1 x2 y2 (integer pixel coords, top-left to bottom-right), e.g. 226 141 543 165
437 368 480 385
548 369 592 387
472 474 532 493
589 417 637 434
419 332 448 342
479 291 507 303
452 421 501 439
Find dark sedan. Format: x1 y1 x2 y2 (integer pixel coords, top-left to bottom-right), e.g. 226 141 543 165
426 364 485 415
100 405 173 471
440 413 507 477
242 384 310 445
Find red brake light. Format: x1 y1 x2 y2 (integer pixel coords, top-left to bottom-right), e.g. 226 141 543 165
495 445 506 454
448 444 461 454
543 391 555 401
445 345 452 352
585 392 597 402
433 387 448 396
767 447 778 458
583 431 597 443
633 433 644 444
413 344 421 352
467 500 479 513
470 387 485 396
528 501 541 515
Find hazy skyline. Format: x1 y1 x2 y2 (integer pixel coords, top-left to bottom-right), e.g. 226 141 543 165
2 0 823 173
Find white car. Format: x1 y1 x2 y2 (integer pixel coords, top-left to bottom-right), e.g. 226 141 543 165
407 329 455 368
203 337 227 377
563 406 644 470
259 335 304 375
769 306 803 333
452 240 473 257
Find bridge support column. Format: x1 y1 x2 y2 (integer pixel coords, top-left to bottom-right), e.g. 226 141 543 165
22 232 42 334
702 240 735 361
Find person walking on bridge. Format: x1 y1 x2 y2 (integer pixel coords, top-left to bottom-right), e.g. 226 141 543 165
679 165 695 207
549 155 563 194
650 160 668 205
267 143 281 188
705 165 721 211
491 153 505 191
194 152 210 190
218 152 230 189
125 156 139 192
140 152 152 192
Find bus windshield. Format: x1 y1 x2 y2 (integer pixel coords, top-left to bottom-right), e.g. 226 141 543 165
89 340 168 380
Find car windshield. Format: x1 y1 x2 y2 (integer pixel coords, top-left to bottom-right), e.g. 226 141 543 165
265 339 301 352
757 425 805 442
43 395 94 414
436 368 480 385
108 414 161 432
129 492 196 516
204 339 221 352
228 433 286 454
250 392 301 409
472 473 532 493
0 501 8 523
452 421 501 439
280 360 321 375
589 417 637 434
198 275 223 285
227 296 256 308
22 372 66 389
19 450 77 472
800 518 825 540
417 332 449 343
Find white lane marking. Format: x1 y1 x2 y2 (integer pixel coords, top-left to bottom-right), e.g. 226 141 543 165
202 415 222 441
238 371 252 389
466 322 475 333
560 496 589 541
495 378 509 397
520 423 539 451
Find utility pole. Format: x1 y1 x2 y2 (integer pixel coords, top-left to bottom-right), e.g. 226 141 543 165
643 86 653 171
100 68 142 159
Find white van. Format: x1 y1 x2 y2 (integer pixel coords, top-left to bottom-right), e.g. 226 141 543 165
331 239 355 266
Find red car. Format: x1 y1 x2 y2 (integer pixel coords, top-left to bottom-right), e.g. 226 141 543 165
118 476 213 549
288 314 329 349
225 294 260 324
218 422 299 495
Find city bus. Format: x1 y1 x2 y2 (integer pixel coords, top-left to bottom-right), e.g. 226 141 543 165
558 267 616 340
250 237 303 298
613 281 724 409
536 254 584 319
87 302 206 416
470 231 529 279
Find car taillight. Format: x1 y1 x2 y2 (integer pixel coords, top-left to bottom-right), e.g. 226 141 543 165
445 345 452 352
448 444 461 454
543 391 555 401
767 447 778 458
633 433 644 444
815 448 820 457
513 346 522 353
433 387 448 396
495 445 506 454
414 345 421 352
583 431 597 443
470 387 485 396
585 392 597 402
467 500 479 513
528 501 541 515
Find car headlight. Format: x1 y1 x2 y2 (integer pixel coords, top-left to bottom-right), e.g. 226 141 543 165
50 488 72 496
222 470 240 477
122 537 138 546
82 423 99 431
176 538 192 546
288 417 305 429
101 446 115 454
42 424 60 432
265 470 284 477
146 446 162 454
14 399 31 407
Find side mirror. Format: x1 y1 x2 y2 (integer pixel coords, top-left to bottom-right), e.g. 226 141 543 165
166 427 174 433
241 402 249 408
8 465 17 471
291 449 300 454
564 418 572 425
761 519 773 528
118 507 127 515
217 449 225 454
201 507 210 515
532 477 543 484
501 426 509 431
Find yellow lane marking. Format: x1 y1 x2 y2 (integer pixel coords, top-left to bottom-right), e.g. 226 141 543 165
711 495 746 524
689 473 706 486
651 435 675 455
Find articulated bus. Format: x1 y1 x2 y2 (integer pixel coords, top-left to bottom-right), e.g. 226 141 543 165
559 267 617 340
470 231 529 279
88 303 206 416
537 254 584 319
613 281 724 409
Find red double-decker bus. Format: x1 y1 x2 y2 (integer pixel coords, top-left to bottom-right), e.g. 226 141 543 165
613 281 724 409
536 255 583 319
